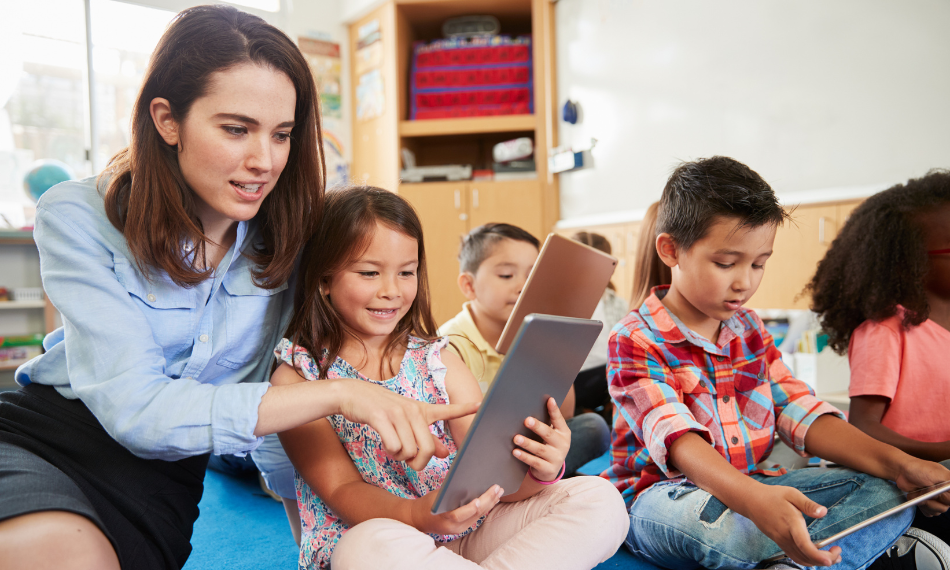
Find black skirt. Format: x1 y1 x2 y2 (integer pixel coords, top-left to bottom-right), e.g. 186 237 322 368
0 384 209 570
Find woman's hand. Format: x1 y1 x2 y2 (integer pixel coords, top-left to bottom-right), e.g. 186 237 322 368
512 397 571 482
409 484 504 535
894 458 950 517
743 483 841 567
336 379 479 472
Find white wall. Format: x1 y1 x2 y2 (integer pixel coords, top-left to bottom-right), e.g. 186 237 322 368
555 0 950 221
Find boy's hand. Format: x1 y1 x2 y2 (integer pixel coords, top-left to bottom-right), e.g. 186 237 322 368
894 458 950 517
512 397 571 482
410 484 503 535
744 483 842 567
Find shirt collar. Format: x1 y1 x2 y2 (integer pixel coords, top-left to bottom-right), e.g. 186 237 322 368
454 303 501 358
641 285 747 352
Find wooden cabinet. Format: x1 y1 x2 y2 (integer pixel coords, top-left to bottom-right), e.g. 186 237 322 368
401 180 544 325
349 0 559 326
750 201 861 310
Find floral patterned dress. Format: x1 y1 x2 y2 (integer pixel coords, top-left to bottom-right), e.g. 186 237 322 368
273 336 482 570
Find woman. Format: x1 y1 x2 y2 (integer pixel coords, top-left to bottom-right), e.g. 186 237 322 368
0 6 474 570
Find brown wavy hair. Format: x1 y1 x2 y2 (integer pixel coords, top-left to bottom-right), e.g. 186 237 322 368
284 186 439 379
630 201 672 309
807 170 950 354
102 4 325 288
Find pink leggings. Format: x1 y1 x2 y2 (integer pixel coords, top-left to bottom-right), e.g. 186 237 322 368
330 476 629 570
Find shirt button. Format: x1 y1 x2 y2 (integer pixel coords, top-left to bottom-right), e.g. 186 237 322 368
757 373 765 380
722 395 730 403
699 380 706 389
731 436 739 445
147 293 156 302
199 334 209 343
716 356 724 362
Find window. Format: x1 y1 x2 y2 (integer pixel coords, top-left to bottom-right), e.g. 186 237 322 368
1 0 174 210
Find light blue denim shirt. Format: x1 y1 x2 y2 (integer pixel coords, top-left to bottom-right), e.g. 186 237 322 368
15 176 295 461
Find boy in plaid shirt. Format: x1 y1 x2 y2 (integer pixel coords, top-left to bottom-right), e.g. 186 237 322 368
605 157 950 570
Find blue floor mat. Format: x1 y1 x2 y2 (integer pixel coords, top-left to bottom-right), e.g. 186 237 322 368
184 470 298 570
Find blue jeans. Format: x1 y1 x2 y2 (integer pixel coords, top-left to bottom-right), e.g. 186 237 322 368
626 468 914 570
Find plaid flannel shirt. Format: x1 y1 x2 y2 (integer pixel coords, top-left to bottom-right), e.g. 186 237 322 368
603 287 844 507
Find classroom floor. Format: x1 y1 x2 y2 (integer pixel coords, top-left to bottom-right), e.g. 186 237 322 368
185 455 655 570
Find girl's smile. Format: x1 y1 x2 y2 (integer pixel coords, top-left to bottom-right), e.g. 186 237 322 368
327 222 419 349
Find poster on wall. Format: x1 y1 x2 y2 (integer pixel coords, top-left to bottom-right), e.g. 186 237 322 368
356 69 385 121
299 37 348 188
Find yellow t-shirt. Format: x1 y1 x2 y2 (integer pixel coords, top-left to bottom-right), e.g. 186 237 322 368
438 303 503 394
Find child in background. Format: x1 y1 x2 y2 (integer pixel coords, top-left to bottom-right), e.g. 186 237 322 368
629 201 671 310
605 156 950 570
439 223 611 476
809 170 950 544
570 231 629 421
272 187 628 570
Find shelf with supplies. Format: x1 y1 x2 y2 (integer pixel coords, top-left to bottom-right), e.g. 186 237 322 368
0 229 58 386
350 0 558 323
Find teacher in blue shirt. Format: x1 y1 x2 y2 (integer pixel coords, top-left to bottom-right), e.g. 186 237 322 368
0 6 475 570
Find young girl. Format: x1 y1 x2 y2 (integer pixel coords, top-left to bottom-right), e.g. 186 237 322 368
272 186 628 570
570 231 628 420
809 169 950 543
629 201 671 310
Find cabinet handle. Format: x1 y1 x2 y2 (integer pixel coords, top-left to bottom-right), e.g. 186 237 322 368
818 216 827 244
460 213 468 221
454 189 461 209
472 188 479 209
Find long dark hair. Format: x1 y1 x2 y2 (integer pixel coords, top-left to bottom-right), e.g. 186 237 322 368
103 4 325 288
284 186 439 379
808 170 950 354
630 201 672 309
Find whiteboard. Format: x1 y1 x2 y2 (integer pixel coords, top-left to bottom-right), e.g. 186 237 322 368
555 0 950 221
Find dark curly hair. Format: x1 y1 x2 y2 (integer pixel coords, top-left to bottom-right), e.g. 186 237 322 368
807 170 950 354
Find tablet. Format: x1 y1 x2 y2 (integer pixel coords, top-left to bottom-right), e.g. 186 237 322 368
431 314 602 514
495 233 617 355
766 479 950 562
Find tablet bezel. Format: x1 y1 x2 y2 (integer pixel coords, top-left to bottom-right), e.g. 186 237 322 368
765 479 950 562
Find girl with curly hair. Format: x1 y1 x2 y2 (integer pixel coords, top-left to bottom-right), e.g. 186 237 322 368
808 169 950 542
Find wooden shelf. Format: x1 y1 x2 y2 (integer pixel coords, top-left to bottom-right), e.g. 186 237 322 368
400 115 535 137
0 300 46 309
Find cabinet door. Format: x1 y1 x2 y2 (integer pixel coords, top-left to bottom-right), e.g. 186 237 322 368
467 181 544 241
398 183 469 326
751 204 839 310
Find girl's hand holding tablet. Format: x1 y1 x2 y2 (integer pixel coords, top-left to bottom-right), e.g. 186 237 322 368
410 484 504 535
512 397 572 483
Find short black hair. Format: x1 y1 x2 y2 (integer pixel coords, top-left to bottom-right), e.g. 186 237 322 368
808 169 950 354
458 223 540 274
656 156 789 250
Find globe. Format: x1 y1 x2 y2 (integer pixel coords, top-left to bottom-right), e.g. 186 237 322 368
23 159 74 203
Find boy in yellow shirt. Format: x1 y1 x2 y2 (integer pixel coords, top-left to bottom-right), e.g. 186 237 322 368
439 223 610 475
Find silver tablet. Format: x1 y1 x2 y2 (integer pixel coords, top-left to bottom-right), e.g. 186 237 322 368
431 314 602 514
766 479 950 562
